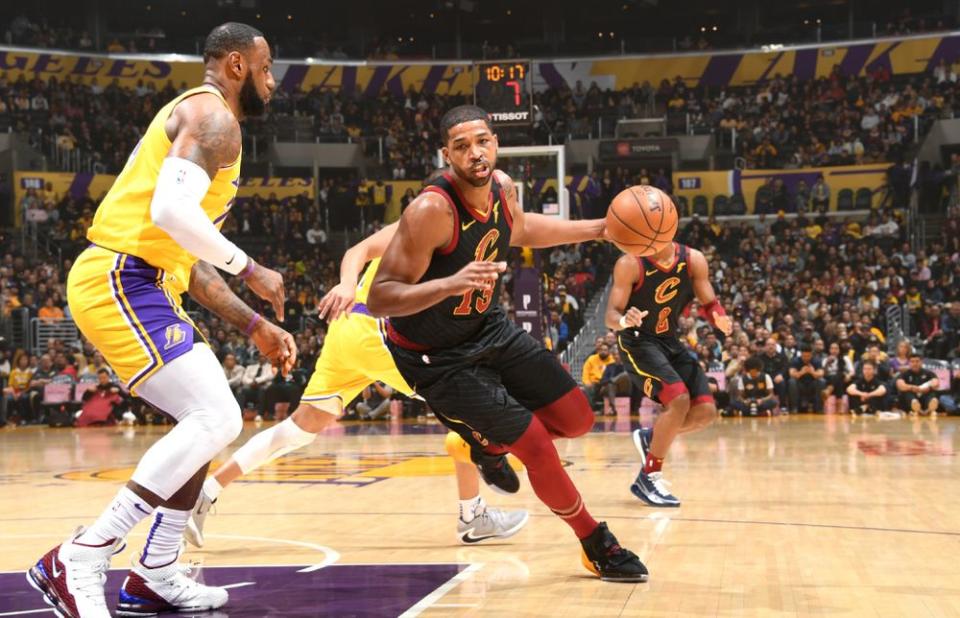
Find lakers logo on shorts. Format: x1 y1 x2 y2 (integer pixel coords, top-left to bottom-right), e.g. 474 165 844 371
472 430 489 447
164 324 186 350
643 378 654 398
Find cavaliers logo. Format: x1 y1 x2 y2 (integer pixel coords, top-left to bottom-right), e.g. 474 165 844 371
474 228 500 262
472 430 489 447
643 378 654 398
654 277 681 304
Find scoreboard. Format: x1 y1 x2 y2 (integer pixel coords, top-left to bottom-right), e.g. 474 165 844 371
473 60 532 126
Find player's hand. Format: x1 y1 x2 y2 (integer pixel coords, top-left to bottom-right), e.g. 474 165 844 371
598 219 610 242
250 319 297 377
713 312 733 336
318 282 356 322
444 261 507 296
243 261 286 318
622 307 649 328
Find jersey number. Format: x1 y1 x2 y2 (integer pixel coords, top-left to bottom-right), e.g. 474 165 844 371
453 228 500 317
454 286 494 316
655 307 672 334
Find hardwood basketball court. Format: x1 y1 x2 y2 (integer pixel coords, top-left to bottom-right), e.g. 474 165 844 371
1 414 957 617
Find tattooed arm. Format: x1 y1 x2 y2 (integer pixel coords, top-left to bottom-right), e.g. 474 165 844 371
189 261 297 375
188 261 256 331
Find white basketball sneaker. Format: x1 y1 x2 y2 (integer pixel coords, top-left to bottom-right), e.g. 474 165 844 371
27 528 124 618
117 560 228 615
458 507 529 544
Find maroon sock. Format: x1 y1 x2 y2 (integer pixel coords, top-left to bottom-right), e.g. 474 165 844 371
643 453 664 474
533 387 595 440
506 415 598 539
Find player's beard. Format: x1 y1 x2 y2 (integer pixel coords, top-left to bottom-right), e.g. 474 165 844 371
239 73 267 117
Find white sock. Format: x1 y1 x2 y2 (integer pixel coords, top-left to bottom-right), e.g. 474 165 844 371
76 487 154 546
203 476 224 501
232 417 318 475
459 495 486 523
140 507 190 569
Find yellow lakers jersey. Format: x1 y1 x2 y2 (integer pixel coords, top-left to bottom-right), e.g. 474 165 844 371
354 258 381 305
86 85 241 297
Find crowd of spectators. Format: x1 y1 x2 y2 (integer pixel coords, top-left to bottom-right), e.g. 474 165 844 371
9 45 960 181
0 195 605 426
2 14 167 53
536 60 960 173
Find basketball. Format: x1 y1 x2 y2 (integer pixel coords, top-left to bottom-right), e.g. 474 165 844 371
605 185 678 256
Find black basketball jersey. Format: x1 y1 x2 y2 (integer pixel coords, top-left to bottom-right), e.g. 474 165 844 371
388 172 513 350
622 243 694 339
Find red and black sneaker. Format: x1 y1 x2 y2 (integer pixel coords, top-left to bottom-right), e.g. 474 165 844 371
26 531 120 618
117 561 228 616
580 522 649 583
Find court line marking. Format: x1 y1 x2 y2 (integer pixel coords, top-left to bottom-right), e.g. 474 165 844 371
0 609 54 617
398 562 484 618
220 581 255 589
431 604 481 608
5 512 956 538
0 532 340 573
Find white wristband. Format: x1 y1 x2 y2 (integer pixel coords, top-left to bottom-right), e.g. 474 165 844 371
618 315 629 329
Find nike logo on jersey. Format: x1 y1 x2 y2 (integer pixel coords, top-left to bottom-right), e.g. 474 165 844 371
677 262 686 273
225 254 236 265
461 219 477 231
646 269 658 276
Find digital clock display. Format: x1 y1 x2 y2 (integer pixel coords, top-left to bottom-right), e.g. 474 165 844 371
475 61 532 126
484 63 526 83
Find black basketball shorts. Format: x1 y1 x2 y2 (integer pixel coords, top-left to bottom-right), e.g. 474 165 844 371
388 315 576 446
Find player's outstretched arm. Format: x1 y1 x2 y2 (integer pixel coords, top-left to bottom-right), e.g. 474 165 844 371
689 249 732 336
367 193 505 317
495 171 605 248
189 261 296 375
604 254 647 330
318 222 399 321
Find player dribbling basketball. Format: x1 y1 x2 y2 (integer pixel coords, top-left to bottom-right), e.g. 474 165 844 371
367 104 648 582
605 239 732 507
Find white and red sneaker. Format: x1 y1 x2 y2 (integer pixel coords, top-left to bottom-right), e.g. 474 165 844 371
117 561 228 616
26 530 122 618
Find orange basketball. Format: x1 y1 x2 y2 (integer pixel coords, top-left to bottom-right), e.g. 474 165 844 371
605 185 678 256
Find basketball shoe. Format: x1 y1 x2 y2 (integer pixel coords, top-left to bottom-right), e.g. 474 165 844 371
473 452 520 494
630 470 681 507
580 522 649 582
458 507 529 544
184 490 215 548
117 560 228 615
631 427 653 461
27 528 125 618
